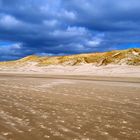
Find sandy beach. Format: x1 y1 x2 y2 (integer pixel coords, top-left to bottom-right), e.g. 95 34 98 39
0 0 140 139
0 73 140 140
0 64 140 78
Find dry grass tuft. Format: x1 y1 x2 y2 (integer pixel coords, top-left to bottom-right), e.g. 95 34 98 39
0 48 140 67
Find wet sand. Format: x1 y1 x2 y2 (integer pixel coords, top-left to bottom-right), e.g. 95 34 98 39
0 73 140 140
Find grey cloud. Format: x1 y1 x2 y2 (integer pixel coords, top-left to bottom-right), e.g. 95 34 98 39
0 0 140 60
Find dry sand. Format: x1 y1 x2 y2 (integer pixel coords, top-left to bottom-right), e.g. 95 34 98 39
0 73 140 140
0 63 140 77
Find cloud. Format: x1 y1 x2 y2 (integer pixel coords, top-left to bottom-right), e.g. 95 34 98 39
0 42 23 60
0 0 140 60
0 14 23 29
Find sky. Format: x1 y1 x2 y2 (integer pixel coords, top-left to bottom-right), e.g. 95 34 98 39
0 0 140 61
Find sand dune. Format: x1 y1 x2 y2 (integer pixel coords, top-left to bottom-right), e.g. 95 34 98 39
0 48 140 77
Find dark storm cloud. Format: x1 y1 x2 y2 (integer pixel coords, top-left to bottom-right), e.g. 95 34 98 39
0 0 140 60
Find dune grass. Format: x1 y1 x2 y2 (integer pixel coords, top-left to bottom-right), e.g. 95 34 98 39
0 48 140 67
